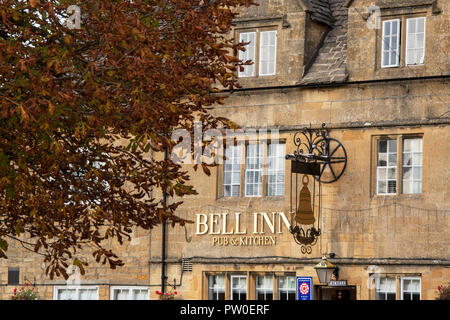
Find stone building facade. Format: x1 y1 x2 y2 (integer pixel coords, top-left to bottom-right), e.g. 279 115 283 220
1 0 449 300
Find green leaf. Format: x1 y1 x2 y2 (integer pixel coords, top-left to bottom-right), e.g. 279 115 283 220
0 238 8 251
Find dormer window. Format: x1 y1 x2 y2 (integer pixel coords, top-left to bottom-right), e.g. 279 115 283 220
381 19 400 68
238 29 277 78
381 17 426 68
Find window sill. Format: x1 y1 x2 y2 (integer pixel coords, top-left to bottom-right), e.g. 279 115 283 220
376 64 426 73
372 193 424 200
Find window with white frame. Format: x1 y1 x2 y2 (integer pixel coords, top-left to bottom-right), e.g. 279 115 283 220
245 143 263 197
267 143 285 196
377 139 397 195
110 286 149 300
402 138 422 194
238 32 256 77
255 275 273 300
376 278 396 300
230 275 247 300
278 276 296 300
401 277 421 300
208 275 225 300
238 30 277 78
223 145 241 197
406 17 426 65
222 141 285 198
259 30 277 76
375 136 423 196
380 16 427 68
54 286 99 300
381 19 400 68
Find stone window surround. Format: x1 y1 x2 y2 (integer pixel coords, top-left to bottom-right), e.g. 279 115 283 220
53 285 99 300
235 26 279 79
109 286 150 300
216 139 287 200
370 133 424 198
372 273 422 300
375 3 437 71
233 15 288 85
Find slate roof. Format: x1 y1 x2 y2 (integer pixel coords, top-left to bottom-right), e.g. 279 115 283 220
301 0 349 84
308 0 334 26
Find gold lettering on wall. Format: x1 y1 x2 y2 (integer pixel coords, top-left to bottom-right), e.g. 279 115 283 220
195 212 290 246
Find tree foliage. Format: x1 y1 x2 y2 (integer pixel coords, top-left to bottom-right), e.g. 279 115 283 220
0 0 255 279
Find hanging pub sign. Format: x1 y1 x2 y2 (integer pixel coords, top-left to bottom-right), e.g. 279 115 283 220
286 123 347 254
296 277 313 300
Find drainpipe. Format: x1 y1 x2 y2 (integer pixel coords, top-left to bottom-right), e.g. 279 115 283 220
161 147 168 294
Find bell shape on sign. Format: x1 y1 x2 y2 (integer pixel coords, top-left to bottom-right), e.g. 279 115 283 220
295 175 316 225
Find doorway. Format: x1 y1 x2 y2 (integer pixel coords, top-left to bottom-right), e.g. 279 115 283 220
315 285 357 300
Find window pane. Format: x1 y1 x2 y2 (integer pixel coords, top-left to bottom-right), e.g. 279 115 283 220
413 181 421 193
391 36 398 49
57 289 77 300
387 180 396 193
413 167 422 180
406 18 426 65
268 143 285 196
378 153 387 166
245 144 263 196
376 278 396 300
260 31 277 76
224 145 241 197
417 18 425 32
390 52 398 65
416 33 425 48
278 276 296 300
388 140 397 152
231 276 247 300
391 21 398 33
402 167 412 180
377 139 397 194
134 289 149 300
384 21 391 35
408 19 416 33
114 289 130 300
388 168 396 179
403 153 412 166
80 289 97 300
377 168 387 180
239 32 255 77
412 153 422 166
402 138 422 194
209 275 225 300
378 140 387 153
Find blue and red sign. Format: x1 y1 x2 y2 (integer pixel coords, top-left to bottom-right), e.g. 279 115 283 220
296 277 312 300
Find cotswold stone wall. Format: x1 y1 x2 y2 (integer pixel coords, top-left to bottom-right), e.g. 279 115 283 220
0 0 448 300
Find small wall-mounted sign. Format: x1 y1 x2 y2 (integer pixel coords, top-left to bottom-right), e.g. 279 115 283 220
328 280 347 287
296 277 313 300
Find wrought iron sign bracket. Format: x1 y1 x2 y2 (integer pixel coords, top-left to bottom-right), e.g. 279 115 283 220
286 123 347 254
